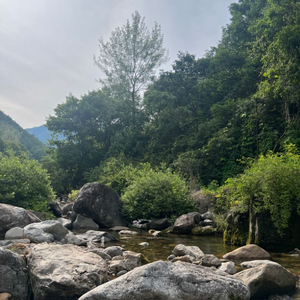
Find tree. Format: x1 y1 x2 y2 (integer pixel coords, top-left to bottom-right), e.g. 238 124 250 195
94 11 168 126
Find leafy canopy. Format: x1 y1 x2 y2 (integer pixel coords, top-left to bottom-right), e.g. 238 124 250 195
0 152 54 211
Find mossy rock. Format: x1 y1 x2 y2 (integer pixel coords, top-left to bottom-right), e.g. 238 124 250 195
191 226 214 235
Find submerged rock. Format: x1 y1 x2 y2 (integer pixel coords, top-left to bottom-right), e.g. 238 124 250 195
78 261 250 300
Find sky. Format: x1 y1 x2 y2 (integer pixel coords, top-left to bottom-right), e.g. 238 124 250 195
0 0 236 129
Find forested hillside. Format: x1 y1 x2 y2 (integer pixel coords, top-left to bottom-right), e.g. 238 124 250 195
46 0 300 193
0 110 46 160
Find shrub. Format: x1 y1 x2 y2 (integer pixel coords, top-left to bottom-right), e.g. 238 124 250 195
0 152 54 212
121 164 195 221
68 189 79 202
217 144 300 234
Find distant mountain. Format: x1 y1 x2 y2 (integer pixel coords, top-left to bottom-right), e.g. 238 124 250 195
26 125 52 144
0 110 46 160
26 125 64 144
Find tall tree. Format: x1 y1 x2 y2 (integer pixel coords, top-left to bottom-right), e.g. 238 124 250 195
94 11 168 126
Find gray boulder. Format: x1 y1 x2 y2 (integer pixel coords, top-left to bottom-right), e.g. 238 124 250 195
27 243 108 300
76 230 118 243
61 203 73 215
223 244 270 261
118 230 138 236
103 246 123 258
241 260 280 269
201 254 221 267
73 182 125 228
218 261 237 275
48 201 62 217
57 217 72 229
5 227 24 240
72 214 99 230
0 247 29 300
148 218 171 230
23 227 54 243
172 244 204 260
235 263 296 299
78 261 250 300
23 220 68 242
0 204 41 233
62 233 87 246
172 212 202 234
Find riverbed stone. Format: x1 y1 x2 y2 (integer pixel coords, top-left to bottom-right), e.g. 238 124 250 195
241 260 280 269
118 230 138 236
57 217 72 229
218 261 237 275
76 230 118 243
123 251 142 270
235 263 296 299
4 227 24 240
62 233 87 246
61 203 73 215
78 260 250 300
148 218 171 230
48 201 62 217
109 226 129 231
23 227 54 243
0 204 41 233
172 212 202 234
72 214 99 230
201 254 221 267
0 247 29 300
172 244 204 260
191 225 214 235
27 243 108 300
73 182 125 228
23 220 68 242
103 246 123 258
223 244 271 261
0 293 12 300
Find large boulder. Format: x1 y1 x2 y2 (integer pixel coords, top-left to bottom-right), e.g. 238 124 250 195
23 220 68 242
27 243 108 300
78 261 250 300
235 263 296 299
73 182 125 228
0 247 29 300
172 212 202 234
223 244 270 261
0 204 41 233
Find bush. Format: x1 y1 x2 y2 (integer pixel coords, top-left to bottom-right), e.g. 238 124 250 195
0 152 54 212
121 164 195 221
217 144 300 234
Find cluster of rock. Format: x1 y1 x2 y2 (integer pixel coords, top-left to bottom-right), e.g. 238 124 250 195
172 211 215 235
48 182 126 231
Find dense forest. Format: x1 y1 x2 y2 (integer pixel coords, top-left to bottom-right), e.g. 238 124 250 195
45 0 300 192
1 0 300 248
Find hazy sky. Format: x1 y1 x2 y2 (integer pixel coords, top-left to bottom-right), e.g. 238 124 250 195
0 0 236 129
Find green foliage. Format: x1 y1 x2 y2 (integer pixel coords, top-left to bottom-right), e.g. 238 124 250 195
94 11 168 127
217 145 300 234
68 189 79 202
0 152 54 211
121 164 195 221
